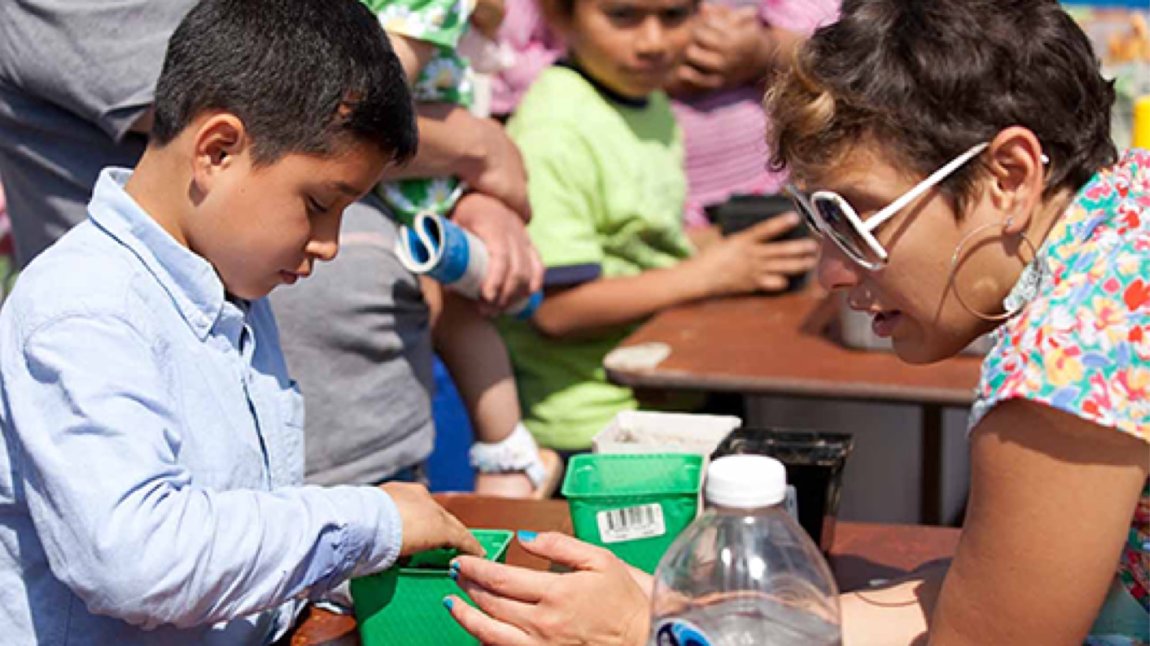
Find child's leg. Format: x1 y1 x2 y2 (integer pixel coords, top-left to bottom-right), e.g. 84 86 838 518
425 279 560 498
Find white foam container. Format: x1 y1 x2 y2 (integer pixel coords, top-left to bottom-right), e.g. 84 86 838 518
591 410 742 456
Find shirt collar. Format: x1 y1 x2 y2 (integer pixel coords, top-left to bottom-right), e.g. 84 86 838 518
556 59 651 110
1002 149 1147 314
86 168 229 340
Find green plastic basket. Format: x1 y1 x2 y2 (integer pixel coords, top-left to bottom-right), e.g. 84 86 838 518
351 529 513 646
562 453 703 573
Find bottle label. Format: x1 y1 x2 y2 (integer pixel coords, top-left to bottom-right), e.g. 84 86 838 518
652 618 713 646
596 503 666 544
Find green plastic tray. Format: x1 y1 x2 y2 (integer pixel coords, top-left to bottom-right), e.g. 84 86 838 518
351 529 513 646
562 453 702 573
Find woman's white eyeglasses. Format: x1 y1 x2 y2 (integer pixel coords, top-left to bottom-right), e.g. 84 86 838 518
785 143 991 270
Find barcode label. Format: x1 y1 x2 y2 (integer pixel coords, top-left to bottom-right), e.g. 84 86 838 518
596 503 666 544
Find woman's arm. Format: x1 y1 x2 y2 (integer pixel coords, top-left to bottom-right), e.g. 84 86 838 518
841 399 1146 646
383 33 531 219
929 400 1147 644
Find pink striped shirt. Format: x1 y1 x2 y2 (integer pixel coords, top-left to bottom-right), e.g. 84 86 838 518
674 0 839 228
489 0 564 117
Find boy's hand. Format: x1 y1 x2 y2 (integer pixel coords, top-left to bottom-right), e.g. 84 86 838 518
689 213 818 296
452 192 544 314
670 5 778 95
380 482 485 557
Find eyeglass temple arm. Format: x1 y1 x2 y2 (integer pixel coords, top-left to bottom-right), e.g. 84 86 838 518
861 142 991 234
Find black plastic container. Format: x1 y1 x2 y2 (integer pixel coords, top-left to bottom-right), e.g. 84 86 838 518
710 427 853 554
705 194 810 292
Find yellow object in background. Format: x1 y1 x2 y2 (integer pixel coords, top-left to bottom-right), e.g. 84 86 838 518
1136 95 1150 149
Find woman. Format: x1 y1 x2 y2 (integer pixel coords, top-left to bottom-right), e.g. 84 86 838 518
443 0 1150 643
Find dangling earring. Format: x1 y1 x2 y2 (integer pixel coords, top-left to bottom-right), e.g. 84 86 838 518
949 217 1038 322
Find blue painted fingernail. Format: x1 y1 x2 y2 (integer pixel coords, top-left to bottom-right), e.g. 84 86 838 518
442 597 454 611
449 568 459 581
517 530 537 543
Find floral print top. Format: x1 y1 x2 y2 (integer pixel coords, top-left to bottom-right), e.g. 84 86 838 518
363 0 476 222
971 149 1150 644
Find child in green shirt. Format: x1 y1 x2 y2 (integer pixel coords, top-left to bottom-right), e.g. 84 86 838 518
502 0 819 450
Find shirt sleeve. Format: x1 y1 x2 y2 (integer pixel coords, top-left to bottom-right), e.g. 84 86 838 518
513 124 605 278
973 232 1150 441
0 1 192 142
489 0 562 115
5 312 403 630
368 0 471 50
759 0 840 34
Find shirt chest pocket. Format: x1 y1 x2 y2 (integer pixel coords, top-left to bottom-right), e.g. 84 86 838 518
279 381 305 430
176 368 273 489
260 380 306 487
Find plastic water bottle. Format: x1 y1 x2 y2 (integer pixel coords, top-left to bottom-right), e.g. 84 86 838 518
649 455 842 646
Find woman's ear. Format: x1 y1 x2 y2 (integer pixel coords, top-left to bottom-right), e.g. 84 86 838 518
189 112 248 194
984 126 1046 236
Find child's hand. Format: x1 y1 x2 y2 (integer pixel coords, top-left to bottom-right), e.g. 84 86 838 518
689 213 818 296
380 482 485 557
452 192 543 314
670 5 777 95
470 0 505 39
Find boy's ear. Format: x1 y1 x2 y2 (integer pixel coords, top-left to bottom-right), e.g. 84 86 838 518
190 112 249 191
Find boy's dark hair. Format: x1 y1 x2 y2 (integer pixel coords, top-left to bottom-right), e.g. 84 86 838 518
766 0 1116 211
152 0 417 166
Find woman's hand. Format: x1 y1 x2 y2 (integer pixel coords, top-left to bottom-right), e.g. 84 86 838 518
445 532 651 646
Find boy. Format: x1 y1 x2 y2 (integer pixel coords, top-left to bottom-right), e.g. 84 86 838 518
0 1 480 644
500 0 819 451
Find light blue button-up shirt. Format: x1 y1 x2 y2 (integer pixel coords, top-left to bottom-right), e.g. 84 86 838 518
0 169 403 645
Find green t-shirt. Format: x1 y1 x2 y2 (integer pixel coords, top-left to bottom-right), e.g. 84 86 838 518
500 66 694 450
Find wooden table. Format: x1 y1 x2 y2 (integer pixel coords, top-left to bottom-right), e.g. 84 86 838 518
604 290 984 523
288 494 959 645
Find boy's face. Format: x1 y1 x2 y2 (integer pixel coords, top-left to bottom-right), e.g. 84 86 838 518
566 0 696 99
187 135 388 300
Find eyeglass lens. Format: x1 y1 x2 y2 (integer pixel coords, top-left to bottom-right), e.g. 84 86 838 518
813 198 873 264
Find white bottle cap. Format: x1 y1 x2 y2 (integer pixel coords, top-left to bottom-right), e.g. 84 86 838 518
705 455 787 508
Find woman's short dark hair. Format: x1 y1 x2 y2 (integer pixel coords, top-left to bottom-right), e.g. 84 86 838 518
152 0 417 166
766 0 1116 211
